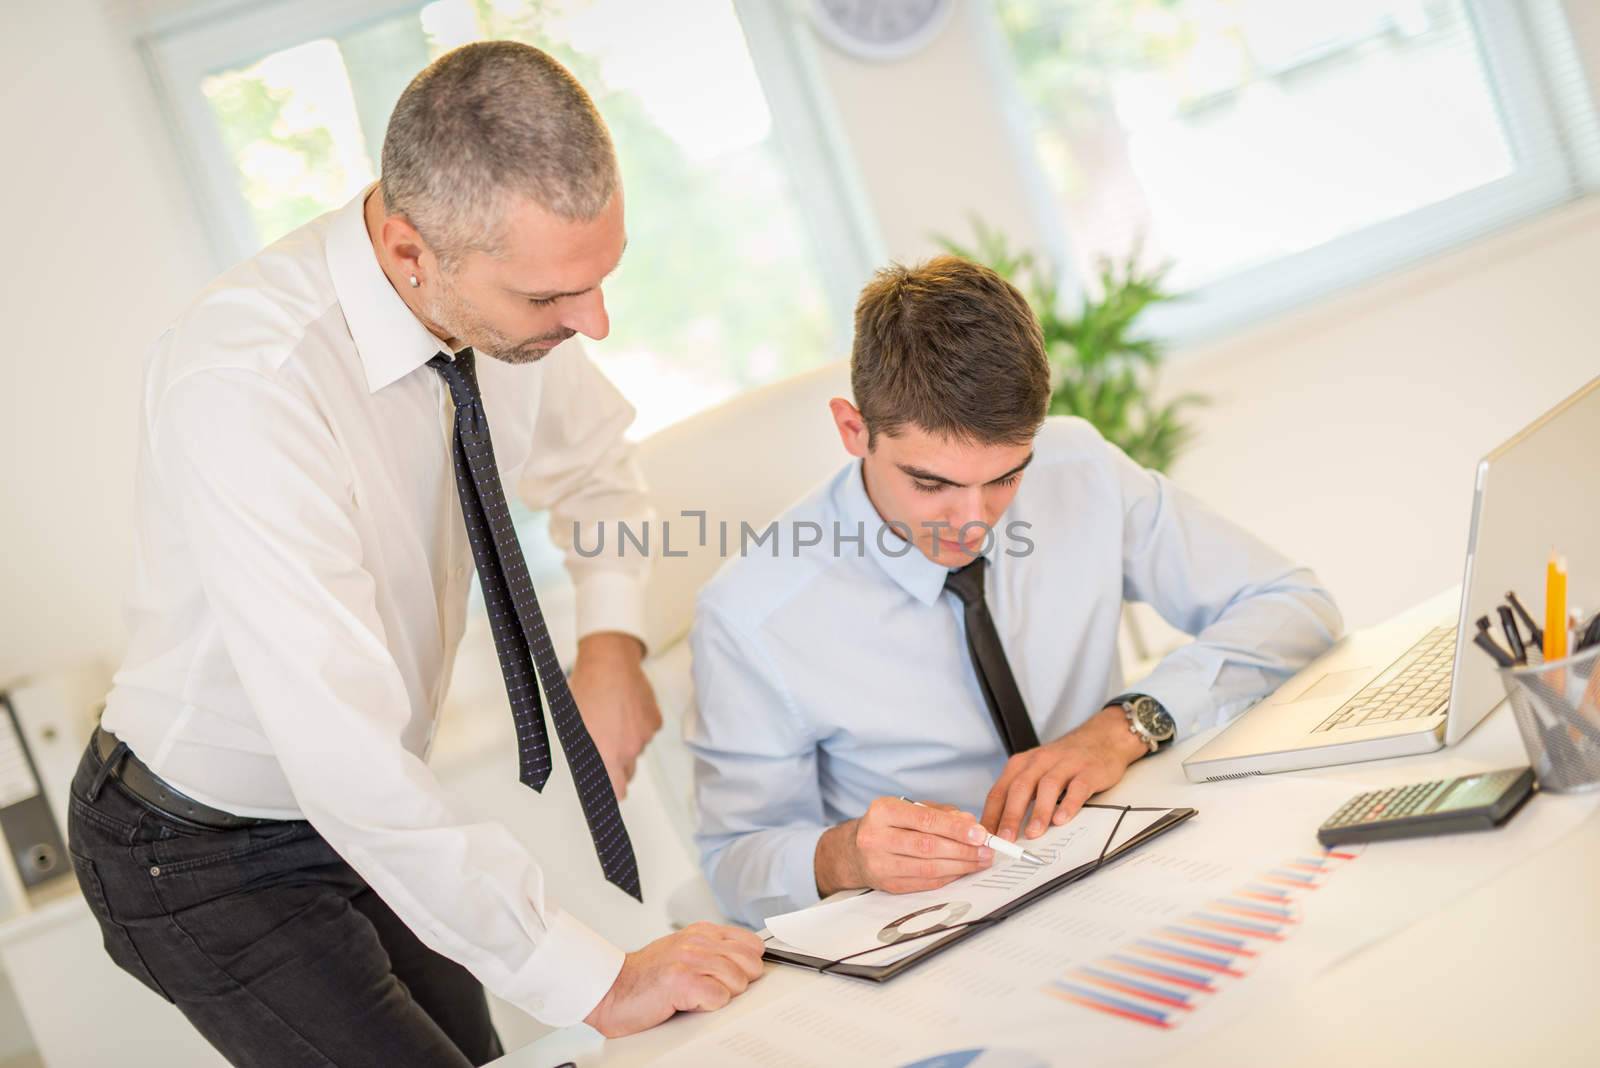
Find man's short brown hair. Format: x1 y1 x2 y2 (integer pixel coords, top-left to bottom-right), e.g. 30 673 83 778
851 255 1050 447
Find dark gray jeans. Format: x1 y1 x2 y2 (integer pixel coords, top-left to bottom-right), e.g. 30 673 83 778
65 741 503 1067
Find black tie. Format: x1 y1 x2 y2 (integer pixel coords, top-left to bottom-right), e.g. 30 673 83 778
429 350 641 901
944 557 1040 755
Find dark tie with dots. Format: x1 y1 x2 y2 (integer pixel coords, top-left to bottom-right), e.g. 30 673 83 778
944 557 1040 755
429 349 641 901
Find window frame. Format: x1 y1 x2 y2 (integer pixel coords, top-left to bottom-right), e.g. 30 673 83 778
974 0 1600 345
139 0 883 352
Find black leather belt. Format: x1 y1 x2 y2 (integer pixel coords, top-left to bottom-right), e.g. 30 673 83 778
92 727 283 831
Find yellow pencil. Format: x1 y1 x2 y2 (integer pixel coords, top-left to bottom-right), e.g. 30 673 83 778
1545 552 1568 661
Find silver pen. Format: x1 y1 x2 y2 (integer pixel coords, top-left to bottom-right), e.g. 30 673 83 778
899 797 1048 866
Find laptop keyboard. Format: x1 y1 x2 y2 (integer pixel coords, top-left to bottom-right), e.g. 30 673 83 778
1313 625 1456 733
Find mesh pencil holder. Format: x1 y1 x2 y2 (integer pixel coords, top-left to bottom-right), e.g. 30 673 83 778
1501 642 1600 793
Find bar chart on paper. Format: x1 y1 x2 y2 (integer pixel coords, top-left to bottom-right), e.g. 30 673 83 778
1041 847 1364 1029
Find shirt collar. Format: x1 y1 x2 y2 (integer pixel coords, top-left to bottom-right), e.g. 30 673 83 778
836 460 1000 608
325 184 450 393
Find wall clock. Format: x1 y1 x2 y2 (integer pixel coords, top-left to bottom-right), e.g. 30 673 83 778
809 0 956 62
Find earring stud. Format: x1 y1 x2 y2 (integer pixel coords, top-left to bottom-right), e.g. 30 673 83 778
408 274 419 288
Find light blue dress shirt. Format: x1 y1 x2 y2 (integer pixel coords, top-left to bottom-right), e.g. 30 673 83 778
686 417 1342 927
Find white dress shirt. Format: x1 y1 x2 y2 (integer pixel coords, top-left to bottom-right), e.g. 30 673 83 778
100 188 649 1025
686 417 1343 928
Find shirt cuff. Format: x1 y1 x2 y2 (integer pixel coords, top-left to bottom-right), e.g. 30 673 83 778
776 824 828 921
573 569 648 649
502 907 625 1026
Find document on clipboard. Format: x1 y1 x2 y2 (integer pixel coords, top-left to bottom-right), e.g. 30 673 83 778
762 802 1196 981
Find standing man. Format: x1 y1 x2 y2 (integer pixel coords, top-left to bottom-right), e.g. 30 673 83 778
688 256 1343 928
67 42 761 1066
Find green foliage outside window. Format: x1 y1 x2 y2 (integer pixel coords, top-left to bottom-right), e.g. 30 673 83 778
203 71 347 247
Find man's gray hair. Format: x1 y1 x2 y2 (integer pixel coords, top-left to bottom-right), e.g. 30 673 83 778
381 40 618 267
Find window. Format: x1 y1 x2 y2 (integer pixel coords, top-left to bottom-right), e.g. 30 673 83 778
145 0 875 437
989 0 1600 340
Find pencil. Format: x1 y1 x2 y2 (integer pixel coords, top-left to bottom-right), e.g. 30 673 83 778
1545 553 1569 662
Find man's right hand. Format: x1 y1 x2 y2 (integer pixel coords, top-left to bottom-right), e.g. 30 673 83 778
813 796 994 897
583 922 765 1038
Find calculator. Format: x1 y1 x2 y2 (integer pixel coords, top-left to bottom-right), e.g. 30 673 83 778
1316 767 1536 846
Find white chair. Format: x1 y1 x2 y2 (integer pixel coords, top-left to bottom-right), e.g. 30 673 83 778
634 361 852 923
636 361 855 656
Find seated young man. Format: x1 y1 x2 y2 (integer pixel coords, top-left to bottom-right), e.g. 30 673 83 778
686 256 1342 928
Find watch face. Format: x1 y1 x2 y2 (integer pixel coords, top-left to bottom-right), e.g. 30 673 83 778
1134 697 1175 740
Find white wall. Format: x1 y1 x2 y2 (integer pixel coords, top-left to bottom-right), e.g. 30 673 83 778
809 4 1047 269
1162 203 1599 628
1 0 211 684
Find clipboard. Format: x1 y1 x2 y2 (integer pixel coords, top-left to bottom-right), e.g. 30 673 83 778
762 803 1197 982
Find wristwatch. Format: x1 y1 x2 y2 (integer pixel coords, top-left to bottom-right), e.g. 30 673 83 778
1114 694 1176 754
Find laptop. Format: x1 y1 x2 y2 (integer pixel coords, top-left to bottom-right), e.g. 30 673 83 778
1183 375 1600 783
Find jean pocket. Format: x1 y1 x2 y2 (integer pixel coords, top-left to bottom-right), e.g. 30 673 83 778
69 853 173 1003
67 791 141 845
150 820 314 876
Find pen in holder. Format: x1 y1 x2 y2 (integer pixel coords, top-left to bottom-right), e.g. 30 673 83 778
1500 642 1600 793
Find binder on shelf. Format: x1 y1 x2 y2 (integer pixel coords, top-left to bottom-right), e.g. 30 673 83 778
0 693 71 890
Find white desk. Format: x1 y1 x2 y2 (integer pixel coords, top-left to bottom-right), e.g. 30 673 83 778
498 697 1600 1068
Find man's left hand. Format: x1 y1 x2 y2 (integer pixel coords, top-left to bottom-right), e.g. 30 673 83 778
568 632 661 800
979 704 1150 843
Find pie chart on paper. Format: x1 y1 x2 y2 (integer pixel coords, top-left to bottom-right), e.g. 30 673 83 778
898 1050 1049 1068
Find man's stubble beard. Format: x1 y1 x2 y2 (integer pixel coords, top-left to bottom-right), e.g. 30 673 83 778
426 276 566 365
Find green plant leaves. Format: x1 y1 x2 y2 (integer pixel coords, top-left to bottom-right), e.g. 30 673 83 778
934 223 1205 473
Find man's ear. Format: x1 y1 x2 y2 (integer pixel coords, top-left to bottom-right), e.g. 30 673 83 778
829 397 870 459
380 212 433 284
